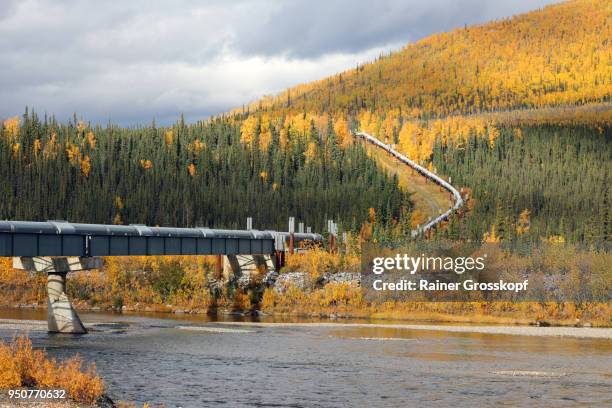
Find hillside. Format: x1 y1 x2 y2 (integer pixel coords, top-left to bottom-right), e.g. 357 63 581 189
241 0 610 118
232 0 612 245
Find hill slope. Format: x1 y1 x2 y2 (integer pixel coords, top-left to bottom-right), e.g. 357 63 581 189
232 0 611 245
242 0 611 118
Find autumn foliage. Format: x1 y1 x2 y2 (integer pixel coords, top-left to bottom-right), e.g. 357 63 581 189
0 336 104 404
239 0 610 119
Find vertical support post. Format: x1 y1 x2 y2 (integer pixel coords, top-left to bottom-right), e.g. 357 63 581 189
328 220 337 253
288 217 295 255
215 255 223 279
13 257 102 334
47 272 87 334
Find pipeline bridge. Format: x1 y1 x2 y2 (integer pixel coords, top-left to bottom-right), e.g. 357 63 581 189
0 220 323 334
355 131 465 237
1 133 463 335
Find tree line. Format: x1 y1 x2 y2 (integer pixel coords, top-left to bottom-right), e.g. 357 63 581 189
0 109 410 234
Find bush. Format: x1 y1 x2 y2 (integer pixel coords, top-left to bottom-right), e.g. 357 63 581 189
0 336 104 404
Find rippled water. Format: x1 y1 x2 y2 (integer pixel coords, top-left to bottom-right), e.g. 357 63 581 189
1 308 610 407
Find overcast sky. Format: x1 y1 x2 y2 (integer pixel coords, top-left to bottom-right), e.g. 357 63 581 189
0 0 561 126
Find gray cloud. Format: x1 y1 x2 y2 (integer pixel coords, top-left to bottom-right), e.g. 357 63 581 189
0 0 561 125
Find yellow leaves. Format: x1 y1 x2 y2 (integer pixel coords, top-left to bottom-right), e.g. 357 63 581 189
318 282 362 308
191 139 204 153
240 114 274 150
272 182 279 191
76 120 86 134
187 163 197 177
333 116 351 147
279 127 289 149
398 121 419 160
359 111 379 137
65 142 92 177
112 214 123 225
240 115 258 146
259 170 268 181
516 209 531 235
3 116 20 140
114 196 124 211
66 144 80 165
394 116 499 163
368 207 376 223
11 143 20 158
483 225 501 243
410 208 428 229
112 195 124 225
261 288 276 310
236 1 611 125
545 235 566 244
44 132 58 158
165 130 174 146
304 141 317 163
0 345 21 388
80 155 91 178
259 115 272 151
86 131 96 149
513 127 523 139
56 357 104 404
140 159 153 170
487 125 500 149
284 113 311 138
284 247 342 282
33 139 41 156
232 290 251 312
381 109 400 142
0 337 104 404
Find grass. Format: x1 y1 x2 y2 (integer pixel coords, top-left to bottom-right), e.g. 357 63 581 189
0 336 104 404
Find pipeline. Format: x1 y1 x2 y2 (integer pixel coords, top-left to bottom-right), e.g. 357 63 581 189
355 131 464 237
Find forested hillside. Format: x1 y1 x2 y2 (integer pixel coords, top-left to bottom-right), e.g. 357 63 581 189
0 110 409 233
242 0 611 118
2 1 610 245
232 0 611 245
433 124 612 245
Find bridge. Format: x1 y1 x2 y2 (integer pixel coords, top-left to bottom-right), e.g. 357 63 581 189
0 220 323 334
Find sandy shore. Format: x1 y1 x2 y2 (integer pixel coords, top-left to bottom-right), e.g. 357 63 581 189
214 321 612 339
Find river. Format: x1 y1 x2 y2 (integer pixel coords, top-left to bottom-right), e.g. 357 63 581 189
0 308 610 407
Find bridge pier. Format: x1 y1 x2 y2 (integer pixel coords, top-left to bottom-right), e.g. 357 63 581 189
223 255 275 281
13 257 102 334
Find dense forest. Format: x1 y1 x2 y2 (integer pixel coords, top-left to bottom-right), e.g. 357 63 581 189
432 124 612 245
0 110 409 233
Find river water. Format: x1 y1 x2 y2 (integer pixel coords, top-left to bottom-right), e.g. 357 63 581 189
0 308 610 408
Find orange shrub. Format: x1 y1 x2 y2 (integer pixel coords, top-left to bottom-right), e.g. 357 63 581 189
0 336 104 404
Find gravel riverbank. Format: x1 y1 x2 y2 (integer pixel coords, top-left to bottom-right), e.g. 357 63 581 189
2 317 610 339
215 321 612 339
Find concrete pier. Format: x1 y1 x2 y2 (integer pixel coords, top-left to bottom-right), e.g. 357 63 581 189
224 254 274 280
46 272 87 334
13 256 102 334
